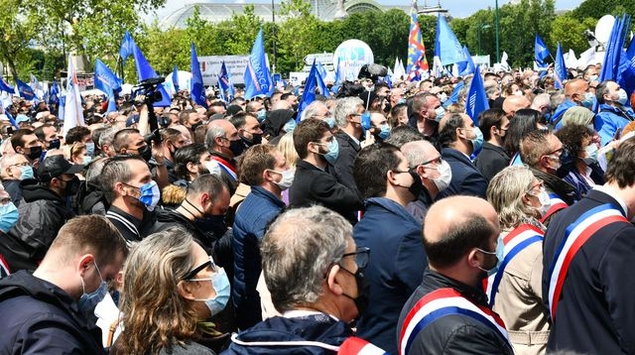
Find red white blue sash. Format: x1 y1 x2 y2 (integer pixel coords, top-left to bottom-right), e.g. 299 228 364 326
484 224 544 307
398 288 511 355
0 254 10 278
337 337 388 355
547 203 628 320
211 156 237 181
539 193 568 223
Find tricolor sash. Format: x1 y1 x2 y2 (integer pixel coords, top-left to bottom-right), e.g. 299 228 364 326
0 254 10 278
211 156 237 181
398 288 511 355
483 224 544 307
547 203 628 320
338 337 388 355
539 193 568 223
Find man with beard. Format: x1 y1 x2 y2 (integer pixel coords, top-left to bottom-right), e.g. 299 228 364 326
475 108 511 182
230 112 264 150
409 93 444 146
397 196 514 355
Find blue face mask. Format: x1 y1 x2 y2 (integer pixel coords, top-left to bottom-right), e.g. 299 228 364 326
138 181 160 211
319 139 339 165
20 165 34 180
82 156 92 166
85 142 96 157
283 119 297 133
256 109 267 123
360 112 372 131
397 98 406 105
78 261 108 313
467 127 484 152
193 268 231 316
378 124 391 140
582 92 595 109
0 202 19 233
478 236 504 277
325 117 336 129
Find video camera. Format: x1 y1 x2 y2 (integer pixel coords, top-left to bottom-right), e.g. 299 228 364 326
129 77 166 144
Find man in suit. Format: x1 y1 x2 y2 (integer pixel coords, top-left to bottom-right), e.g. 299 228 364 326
435 113 488 200
542 137 635 354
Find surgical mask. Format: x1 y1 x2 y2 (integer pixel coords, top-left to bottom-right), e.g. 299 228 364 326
0 202 19 233
617 89 628 106
378 124 391 140
138 181 160 211
82 156 92 166
48 139 61 150
397 98 407 105
438 92 448 103
434 106 445 122
283 119 297 133
467 127 484 152
581 92 595 109
325 117 336 129
432 160 452 192
318 139 339 165
229 139 244 157
19 165 34 180
584 143 599 165
477 238 503 277
193 268 231 316
529 188 551 218
589 75 599 83
256 109 267 123
204 160 221 177
85 142 96 157
26 146 42 161
269 168 295 190
78 262 108 313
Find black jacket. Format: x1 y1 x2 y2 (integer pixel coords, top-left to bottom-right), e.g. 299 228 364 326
289 160 363 225
435 148 488 200
0 270 105 354
0 181 75 272
397 270 514 355
333 131 361 191
2 179 23 207
474 142 510 182
105 205 157 242
542 189 635 354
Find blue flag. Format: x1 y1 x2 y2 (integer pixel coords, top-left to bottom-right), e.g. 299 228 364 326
465 67 489 124
534 34 550 67
554 43 567 90
315 62 330 98
48 80 60 105
458 46 475 76
172 64 179 93
190 43 207 108
94 59 122 96
445 80 465 108
298 60 318 121
332 57 342 94
119 31 135 64
601 15 631 83
0 77 14 94
132 43 158 82
244 28 274 99
16 80 34 100
218 61 234 103
619 35 635 98
435 14 467 65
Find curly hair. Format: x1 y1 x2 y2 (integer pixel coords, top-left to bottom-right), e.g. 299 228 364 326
555 124 593 161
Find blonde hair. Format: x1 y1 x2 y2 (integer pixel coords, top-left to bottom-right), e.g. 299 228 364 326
277 131 299 168
486 166 538 229
119 228 199 354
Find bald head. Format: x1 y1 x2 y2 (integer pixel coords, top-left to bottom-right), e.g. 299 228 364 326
564 78 589 99
401 140 439 167
423 196 499 269
502 95 531 117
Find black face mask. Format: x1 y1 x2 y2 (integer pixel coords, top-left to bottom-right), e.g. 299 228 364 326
194 215 227 239
64 176 81 197
27 146 43 161
407 170 425 201
229 139 245 157
138 144 152 162
240 133 262 148
48 139 61 150
341 266 370 319
191 121 204 131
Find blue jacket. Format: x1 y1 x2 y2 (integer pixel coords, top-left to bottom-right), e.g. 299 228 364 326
223 313 353 354
436 148 488 201
551 99 577 129
232 186 285 330
0 270 105 354
353 197 426 353
595 104 634 146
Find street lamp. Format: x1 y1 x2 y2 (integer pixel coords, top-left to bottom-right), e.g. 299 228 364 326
478 24 491 56
495 0 500 63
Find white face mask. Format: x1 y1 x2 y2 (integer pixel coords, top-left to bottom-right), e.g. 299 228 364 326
269 168 295 190
432 160 452 192
204 161 221 177
529 188 551 218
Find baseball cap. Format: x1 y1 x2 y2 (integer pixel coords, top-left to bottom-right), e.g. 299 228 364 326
37 155 83 183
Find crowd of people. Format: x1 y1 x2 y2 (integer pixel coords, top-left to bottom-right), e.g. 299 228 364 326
0 62 634 355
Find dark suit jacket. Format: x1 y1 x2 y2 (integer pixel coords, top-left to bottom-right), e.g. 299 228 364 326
289 160 362 225
542 189 635 354
333 131 361 191
436 147 488 200
474 142 510 182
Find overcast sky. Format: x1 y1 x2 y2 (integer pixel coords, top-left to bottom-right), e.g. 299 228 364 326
147 0 584 20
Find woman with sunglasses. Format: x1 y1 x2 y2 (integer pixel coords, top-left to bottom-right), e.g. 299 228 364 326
112 227 230 354
485 166 550 355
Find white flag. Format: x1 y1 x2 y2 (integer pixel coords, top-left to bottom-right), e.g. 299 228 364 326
62 54 85 136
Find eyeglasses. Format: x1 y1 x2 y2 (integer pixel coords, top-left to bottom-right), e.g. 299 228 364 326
10 162 30 168
183 256 218 280
526 179 545 194
420 156 443 166
341 247 370 269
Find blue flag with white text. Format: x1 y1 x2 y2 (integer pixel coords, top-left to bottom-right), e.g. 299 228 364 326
119 31 135 64
16 80 34 100
458 46 475 76
48 80 59 105
218 61 235 102
244 28 274 99
316 62 330 98
298 60 318 121
94 59 122 95
172 64 180 93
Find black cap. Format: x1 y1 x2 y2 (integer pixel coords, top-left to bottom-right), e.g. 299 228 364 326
38 155 83 183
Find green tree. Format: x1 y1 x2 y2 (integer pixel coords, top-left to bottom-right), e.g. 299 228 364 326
572 0 635 20
0 0 44 81
276 0 321 73
550 15 597 56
